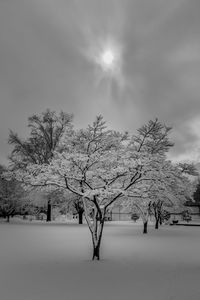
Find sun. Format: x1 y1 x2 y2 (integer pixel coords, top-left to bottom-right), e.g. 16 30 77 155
99 48 117 72
83 35 124 87
101 50 115 67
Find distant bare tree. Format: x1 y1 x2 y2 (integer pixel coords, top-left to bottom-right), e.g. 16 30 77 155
8 109 73 221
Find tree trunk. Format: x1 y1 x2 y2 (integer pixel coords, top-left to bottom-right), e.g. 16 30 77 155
155 218 159 229
7 215 10 223
143 221 148 234
92 226 104 260
78 210 83 224
92 243 100 260
46 200 51 222
81 197 105 261
91 218 105 260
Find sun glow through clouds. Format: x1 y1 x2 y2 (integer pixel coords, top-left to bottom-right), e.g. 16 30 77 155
83 34 124 88
97 44 120 75
101 49 115 68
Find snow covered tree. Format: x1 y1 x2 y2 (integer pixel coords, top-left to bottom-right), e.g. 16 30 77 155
130 160 194 232
149 164 193 229
125 165 167 233
7 116 176 259
124 119 174 233
125 121 194 233
193 178 200 204
151 200 163 229
178 163 198 176
132 118 174 155
45 190 84 224
128 196 151 233
64 194 84 224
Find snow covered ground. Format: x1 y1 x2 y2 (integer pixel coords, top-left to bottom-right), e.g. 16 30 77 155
1 220 200 300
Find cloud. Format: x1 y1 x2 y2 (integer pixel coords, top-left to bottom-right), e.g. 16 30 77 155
0 0 200 164
168 117 200 162
169 42 200 64
0 152 9 167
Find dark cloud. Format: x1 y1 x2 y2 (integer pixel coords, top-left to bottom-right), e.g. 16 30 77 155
0 0 200 164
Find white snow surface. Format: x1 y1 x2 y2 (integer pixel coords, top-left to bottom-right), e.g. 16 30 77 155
1 220 200 300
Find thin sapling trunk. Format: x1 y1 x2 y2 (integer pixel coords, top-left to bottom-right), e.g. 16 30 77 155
46 200 51 222
155 218 159 229
143 220 148 234
78 210 84 224
74 198 84 225
133 204 149 234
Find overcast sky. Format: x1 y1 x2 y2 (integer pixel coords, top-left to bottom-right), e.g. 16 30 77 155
0 0 200 165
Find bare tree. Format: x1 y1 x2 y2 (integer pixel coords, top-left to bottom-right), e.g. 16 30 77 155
8 109 73 221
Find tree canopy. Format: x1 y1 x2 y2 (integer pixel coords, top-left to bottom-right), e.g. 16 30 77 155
5 114 193 259
8 109 73 167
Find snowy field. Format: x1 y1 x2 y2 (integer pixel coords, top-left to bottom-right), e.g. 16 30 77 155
1 221 200 300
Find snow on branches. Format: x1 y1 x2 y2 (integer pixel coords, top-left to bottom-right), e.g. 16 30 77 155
6 115 193 258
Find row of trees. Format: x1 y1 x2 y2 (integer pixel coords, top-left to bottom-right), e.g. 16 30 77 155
2 109 195 260
0 170 84 223
0 164 32 222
